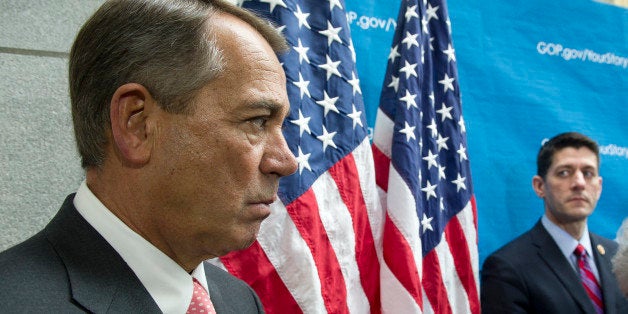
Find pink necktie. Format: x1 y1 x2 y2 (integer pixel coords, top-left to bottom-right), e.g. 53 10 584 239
186 278 217 314
574 244 604 314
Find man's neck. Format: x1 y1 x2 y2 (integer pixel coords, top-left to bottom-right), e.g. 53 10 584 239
546 213 587 240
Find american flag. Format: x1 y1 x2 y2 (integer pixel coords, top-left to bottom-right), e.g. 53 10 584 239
217 0 385 313
371 0 479 313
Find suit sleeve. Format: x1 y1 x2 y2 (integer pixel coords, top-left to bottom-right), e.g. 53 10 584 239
481 253 530 314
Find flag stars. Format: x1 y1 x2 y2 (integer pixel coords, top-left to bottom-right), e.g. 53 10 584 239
446 18 452 34
421 181 437 200
439 73 455 93
437 164 446 180
293 5 310 29
329 0 343 11
399 60 418 79
388 75 399 92
348 39 357 62
293 39 310 64
405 5 419 22
388 45 401 64
421 213 434 233
260 0 287 13
399 122 416 142
317 125 338 152
347 104 363 129
319 21 343 46
293 72 311 99
443 44 456 63
318 55 342 80
423 150 439 170
459 116 467 133
290 109 311 136
401 31 419 50
457 143 468 161
436 134 449 151
295 146 312 174
426 119 438 137
399 90 418 110
426 3 439 22
437 103 453 121
315 91 340 116
421 17 429 34
347 72 362 95
452 173 467 192
275 25 286 35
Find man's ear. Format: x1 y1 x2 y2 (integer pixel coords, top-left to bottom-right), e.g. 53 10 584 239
109 83 155 166
532 175 545 198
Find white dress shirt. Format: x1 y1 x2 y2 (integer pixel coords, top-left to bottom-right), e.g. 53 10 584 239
73 180 210 314
542 214 601 282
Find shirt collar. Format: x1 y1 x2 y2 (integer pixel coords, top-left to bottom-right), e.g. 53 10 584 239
73 180 208 314
541 214 593 259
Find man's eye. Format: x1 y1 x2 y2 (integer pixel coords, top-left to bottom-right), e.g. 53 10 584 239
557 170 570 177
249 117 268 129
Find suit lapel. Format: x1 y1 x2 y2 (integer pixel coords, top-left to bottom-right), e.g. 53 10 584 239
530 221 595 313
591 234 617 313
44 195 161 313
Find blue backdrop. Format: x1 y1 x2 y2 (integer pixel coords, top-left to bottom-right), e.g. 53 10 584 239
345 0 628 265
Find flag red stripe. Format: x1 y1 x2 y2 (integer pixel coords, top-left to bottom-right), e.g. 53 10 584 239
423 250 453 314
286 190 349 314
372 144 391 193
445 217 480 314
382 213 422 307
328 153 382 313
220 241 302 314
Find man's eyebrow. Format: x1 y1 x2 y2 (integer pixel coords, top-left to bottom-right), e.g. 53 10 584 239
245 101 282 113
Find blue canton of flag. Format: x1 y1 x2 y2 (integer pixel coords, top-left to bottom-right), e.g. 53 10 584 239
243 0 368 203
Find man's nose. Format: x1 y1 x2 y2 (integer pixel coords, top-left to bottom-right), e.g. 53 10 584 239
261 130 298 177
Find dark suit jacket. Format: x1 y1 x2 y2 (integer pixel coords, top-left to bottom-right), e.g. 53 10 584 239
481 220 628 314
0 194 264 313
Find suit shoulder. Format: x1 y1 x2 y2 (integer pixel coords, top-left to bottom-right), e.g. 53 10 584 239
204 262 251 289
485 229 536 263
0 230 60 271
0 232 74 309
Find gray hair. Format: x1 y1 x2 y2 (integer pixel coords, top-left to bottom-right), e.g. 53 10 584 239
613 218 628 297
69 0 287 168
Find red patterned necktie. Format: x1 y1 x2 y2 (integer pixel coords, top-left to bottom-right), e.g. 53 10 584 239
574 244 604 314
186 278 217 314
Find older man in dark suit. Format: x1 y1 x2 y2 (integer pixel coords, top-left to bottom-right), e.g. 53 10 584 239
481 132 628 314
0 0 297 312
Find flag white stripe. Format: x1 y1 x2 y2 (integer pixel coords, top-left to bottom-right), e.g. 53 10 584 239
387 166 423 271
436 234 472 314
373 108 394 158
258 200 326 313
352 138 385 258
312 172 370 314
457 201 480 294
381 262 422 314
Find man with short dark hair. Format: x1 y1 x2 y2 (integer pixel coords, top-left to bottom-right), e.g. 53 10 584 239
481 132 628 314
0 0 297 312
